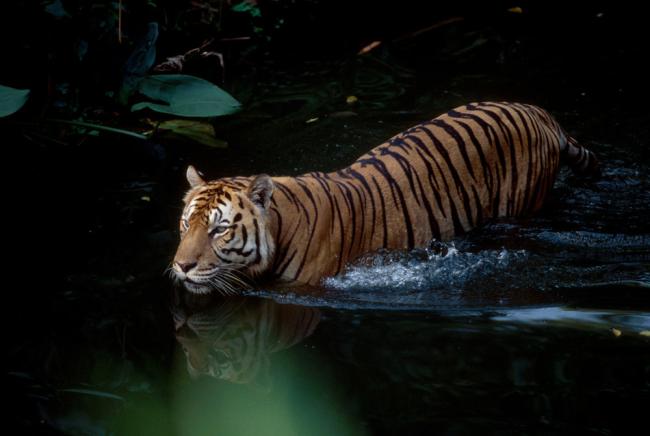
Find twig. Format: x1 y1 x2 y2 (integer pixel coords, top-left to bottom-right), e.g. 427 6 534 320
118 0 123 44
358 41 382 55
48 119 148 140
393 17 464 43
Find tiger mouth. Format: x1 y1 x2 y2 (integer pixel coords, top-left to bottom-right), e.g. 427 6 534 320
182 269 249 295
182 278 212 293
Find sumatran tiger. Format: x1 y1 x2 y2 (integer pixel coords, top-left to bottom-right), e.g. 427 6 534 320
172 101 599 294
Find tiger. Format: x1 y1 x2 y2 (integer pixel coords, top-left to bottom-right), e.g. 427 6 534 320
172 101 599 293
172 291 320 384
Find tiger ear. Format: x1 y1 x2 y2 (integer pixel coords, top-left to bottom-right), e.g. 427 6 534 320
186 165 206 187
248 174 274 210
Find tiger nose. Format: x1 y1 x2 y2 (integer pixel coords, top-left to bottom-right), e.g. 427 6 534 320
177 262 197 273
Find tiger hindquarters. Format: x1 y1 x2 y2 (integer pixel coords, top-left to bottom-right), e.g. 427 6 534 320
562 136 600 177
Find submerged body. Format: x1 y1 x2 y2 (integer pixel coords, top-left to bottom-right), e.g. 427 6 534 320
173 102 599 292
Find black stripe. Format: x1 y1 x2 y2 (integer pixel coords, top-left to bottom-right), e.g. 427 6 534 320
447 109 507 180
321 174 347 274
275 248 298 278
347 168 377 247
514 103 544 211
357 156 415 248
383 139 424 208
370 175 389 249
481 103 526 212
414 125 475 229
250 218 262 265
495 102 535 214
270 207 283 248
411 145 448 221
469 103 518 215
337 171 369 253
275 181 311 225
293 178 320 281
450 118 493 192
215 252 233 264
412 159 441 240
446 108 504 215
312 173 337 235
429 119 477 181
407 134 463 234
331 178 358 259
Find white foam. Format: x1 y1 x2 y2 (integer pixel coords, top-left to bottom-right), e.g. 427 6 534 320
323 243 528 292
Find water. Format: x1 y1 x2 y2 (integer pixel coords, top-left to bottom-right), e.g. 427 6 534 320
8 10 650 435
11 134 648 434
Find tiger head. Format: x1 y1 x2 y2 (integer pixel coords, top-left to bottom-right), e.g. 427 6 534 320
172 166 275 294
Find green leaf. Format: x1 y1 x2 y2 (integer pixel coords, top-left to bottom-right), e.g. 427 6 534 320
153 119 228 148
0 85 30 117
131 75 241 117
232 1 262 17
43 0 71 18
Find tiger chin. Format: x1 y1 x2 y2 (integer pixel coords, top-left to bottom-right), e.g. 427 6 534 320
172 101 600 294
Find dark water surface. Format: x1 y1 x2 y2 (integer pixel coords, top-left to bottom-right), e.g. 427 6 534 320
8 6 650 434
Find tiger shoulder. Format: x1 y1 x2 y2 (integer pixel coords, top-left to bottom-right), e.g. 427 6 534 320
172 101 599 293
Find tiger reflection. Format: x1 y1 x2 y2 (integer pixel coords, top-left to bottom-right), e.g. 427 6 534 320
171 291 320 385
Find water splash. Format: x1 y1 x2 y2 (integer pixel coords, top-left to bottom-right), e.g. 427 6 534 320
324 244 528 292
245 231 648 312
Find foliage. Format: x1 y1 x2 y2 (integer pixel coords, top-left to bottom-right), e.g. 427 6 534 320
6 0 283 148
132 74 241 117
0 85 30 117
148 119 228 148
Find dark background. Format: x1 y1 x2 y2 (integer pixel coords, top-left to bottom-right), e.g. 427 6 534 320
3 1 649 434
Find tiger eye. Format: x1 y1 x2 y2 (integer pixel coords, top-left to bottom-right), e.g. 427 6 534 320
209 226 229 237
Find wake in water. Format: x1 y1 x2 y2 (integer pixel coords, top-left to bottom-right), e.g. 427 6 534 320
324 243 527 292
246 231 648 311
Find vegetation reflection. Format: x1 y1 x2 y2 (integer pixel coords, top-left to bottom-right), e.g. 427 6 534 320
168 290 366 436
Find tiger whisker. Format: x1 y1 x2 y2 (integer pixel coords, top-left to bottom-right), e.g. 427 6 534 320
191 266 252 293
209 276 236 296
218 269 250 289
219 271 250 290
220 274 244 295
206 276 226 296
163 262 176 279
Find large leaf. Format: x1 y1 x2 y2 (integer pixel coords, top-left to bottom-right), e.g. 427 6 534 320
131 74 241 117
0 85 30 117
152 119 228 148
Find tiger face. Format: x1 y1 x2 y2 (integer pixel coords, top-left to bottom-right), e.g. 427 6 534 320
172 166 275 294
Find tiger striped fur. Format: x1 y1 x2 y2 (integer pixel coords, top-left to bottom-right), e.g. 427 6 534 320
172 101 599 293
